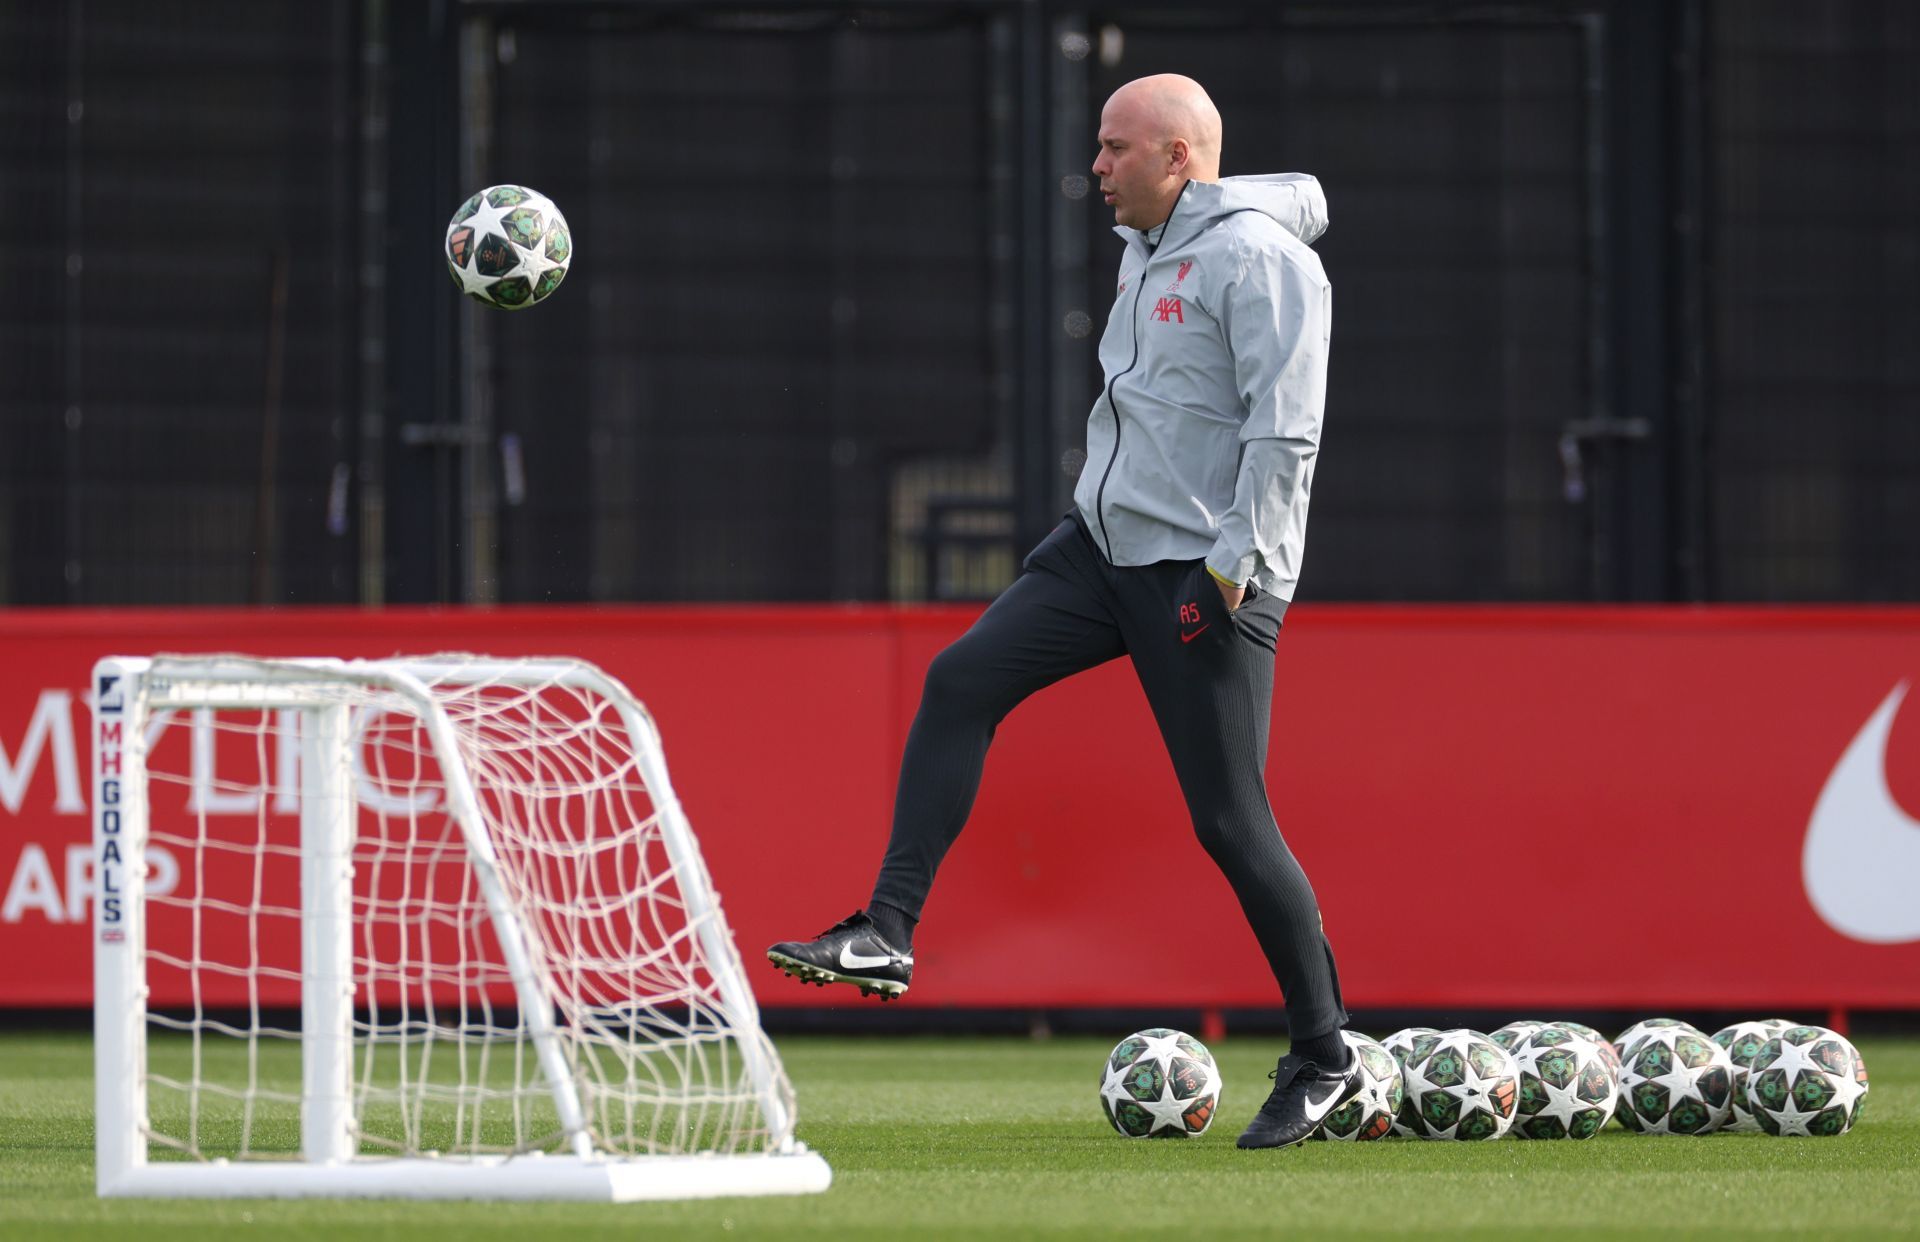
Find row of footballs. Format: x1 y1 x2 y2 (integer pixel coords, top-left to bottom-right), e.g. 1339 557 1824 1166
1314 1017 1871 1142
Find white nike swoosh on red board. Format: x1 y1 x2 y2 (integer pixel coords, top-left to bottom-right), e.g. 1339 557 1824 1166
1803 681 1920 944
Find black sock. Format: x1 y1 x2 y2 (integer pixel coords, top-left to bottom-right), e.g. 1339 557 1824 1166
1292 1028 1348 1070
867 902 917 954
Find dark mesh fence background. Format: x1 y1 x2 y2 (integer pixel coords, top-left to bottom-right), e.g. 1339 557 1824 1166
483 12 997 602
1708 0 1920 600
2 1 1917 607
0 5 68 604
0 0 360 606
1077 16 1592 601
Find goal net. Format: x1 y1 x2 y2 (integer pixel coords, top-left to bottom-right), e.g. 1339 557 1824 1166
90 654 828 1201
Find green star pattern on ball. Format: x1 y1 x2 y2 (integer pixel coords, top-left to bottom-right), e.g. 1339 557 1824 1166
444 184 573 310
1743 1025 1870 1137
1097 1028 1221 1139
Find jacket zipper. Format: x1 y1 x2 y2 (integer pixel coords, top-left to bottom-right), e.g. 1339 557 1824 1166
1093 184 1187 563
1093 276 1147 563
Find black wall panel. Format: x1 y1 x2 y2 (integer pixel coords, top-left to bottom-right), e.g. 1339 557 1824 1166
0 0 360 605
3 1 1917 606
485 12 995 602
1707 0 1920 599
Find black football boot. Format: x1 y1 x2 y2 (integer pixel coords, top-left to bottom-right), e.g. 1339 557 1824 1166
1236 1046 1365 1149
766 911 913 1000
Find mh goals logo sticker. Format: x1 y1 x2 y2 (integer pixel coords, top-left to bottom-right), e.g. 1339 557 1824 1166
94 671 128 942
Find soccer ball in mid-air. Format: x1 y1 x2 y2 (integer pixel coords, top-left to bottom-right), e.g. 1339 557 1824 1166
445 184 573 310
1382 1028 1441 1136
1398 1028 1519 1140
1713 1019 1794 1133
1616 1026 1735 1134
1311 1032 1404 1142
1742 1025 1869 1137
1509 1025 1619 1140
1098 1028 1222 1138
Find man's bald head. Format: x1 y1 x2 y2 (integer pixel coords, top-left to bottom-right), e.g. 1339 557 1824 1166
1106 75 1222 178
1092 74 1223 229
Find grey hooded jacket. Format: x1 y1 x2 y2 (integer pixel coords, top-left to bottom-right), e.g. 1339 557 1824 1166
1071 173 1331 601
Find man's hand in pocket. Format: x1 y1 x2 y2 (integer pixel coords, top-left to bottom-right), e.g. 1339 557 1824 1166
1208 567 1245 612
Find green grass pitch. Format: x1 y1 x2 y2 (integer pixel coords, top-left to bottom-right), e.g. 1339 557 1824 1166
3 1030 1917 1240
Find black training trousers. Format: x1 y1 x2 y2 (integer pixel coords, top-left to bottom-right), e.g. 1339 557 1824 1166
870 513 1348 1041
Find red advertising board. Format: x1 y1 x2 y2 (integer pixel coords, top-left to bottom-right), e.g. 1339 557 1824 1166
3 606 1918 1011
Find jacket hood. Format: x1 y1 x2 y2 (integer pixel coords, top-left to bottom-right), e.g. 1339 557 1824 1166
1210 174 1328 244
1130 173 1329 250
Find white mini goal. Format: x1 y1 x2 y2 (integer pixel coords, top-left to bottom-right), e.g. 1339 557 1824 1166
90 653 829 1201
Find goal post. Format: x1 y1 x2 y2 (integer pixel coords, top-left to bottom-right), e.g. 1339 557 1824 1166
90 654 829 1201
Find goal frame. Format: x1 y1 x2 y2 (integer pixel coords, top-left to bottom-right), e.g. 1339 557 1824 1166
91 653 830 1201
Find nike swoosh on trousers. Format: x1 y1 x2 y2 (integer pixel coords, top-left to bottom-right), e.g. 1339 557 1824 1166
1803 681 1920 944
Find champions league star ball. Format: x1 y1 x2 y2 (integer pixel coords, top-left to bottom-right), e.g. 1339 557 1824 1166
1616 1026 1736 1134
1509 1025 1619 1140
1742 1025 1869 1137
1311 1032 1404 1142
445 185 573 309
1382 1026 1440 1065
1382 1027 1441 1137
1713 1019 1795 1133
1490 1020 1549 1052
1612 1017 1705 1064
1397 1029 1520 1141
1556 1020 1621 1075
1098 1028 1222 1138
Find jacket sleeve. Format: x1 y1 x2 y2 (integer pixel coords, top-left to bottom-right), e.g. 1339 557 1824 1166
1206 229 1331 591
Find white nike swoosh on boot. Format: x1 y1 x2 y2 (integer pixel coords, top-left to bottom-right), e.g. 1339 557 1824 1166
838 944 893 970
1803 680 1920 944
1300 1083 1345 1123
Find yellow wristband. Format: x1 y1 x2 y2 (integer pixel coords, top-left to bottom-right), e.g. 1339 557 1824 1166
1206 565 1240 588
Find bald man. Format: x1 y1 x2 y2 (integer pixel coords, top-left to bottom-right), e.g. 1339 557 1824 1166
770 75 1356 1148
